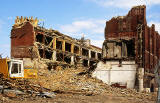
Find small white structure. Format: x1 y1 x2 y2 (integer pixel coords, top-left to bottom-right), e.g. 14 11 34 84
92 61 137 88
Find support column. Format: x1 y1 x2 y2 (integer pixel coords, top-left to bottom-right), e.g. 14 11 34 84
77 58 83 68
138 68 144 92
71 56 74 65
102 45 106 58
62 40 65 52
157 87 160 102
71 44 74 53
95 52 98 59
80 47 82 56
53 37 56 49
88 60 90 67
52 50 56 62
89 50 91 58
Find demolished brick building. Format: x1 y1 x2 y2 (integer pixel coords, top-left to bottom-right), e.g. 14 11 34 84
11 16 102 68
102 5 160 91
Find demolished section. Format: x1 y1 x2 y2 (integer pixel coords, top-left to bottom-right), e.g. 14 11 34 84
11 16 102 68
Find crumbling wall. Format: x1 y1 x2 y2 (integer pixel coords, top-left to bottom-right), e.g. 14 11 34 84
11 21 38 58
105 5 146 39
102 5 160 90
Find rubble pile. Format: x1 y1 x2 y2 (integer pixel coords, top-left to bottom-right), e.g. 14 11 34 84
0 66 156 102
30 67 156 101
0 73 55 101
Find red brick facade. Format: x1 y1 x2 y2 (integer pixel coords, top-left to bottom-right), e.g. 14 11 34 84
11 22 36 58
103 5 160 88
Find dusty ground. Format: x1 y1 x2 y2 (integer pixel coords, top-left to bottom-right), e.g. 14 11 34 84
0 93 156 103
0 66 157 103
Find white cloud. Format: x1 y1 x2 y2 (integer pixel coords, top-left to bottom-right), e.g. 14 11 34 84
59 19 105 35
59 19 105 48
87 0 160 9
148 21 160 33
91 39 104 48
60 20 95 33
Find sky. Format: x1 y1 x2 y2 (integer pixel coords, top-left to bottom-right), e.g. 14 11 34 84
0 0 160 57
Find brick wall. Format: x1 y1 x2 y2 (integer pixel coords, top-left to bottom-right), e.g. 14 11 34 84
11 22 35 58
103 5 160 74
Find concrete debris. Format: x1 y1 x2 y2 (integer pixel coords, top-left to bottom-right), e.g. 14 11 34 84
2 89 25 95
0 73 55 99
0 63 156 103
37 92 56 98
30 67 156 101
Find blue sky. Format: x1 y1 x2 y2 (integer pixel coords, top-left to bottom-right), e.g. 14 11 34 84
0 0 160 57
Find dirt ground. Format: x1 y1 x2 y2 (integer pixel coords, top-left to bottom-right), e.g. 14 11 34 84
1 93 156 103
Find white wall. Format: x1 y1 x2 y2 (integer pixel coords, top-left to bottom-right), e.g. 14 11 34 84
92 61 137 88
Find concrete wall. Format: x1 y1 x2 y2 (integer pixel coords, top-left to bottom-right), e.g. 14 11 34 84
92 61 137 88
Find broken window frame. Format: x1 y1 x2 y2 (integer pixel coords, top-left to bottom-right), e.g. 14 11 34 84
82 48 89 57
65 42 71 52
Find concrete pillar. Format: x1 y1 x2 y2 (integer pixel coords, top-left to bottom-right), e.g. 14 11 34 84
52 50 56 62
80 47 82 56
138 68 144 92
88 60 90 67
95 52 98 59
71 44 74 53
102 45 106 58
157 87 160 102
77 58 83 68
53 37 56 49
89 50 91 58
62 40 65 52
71 56 74 65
